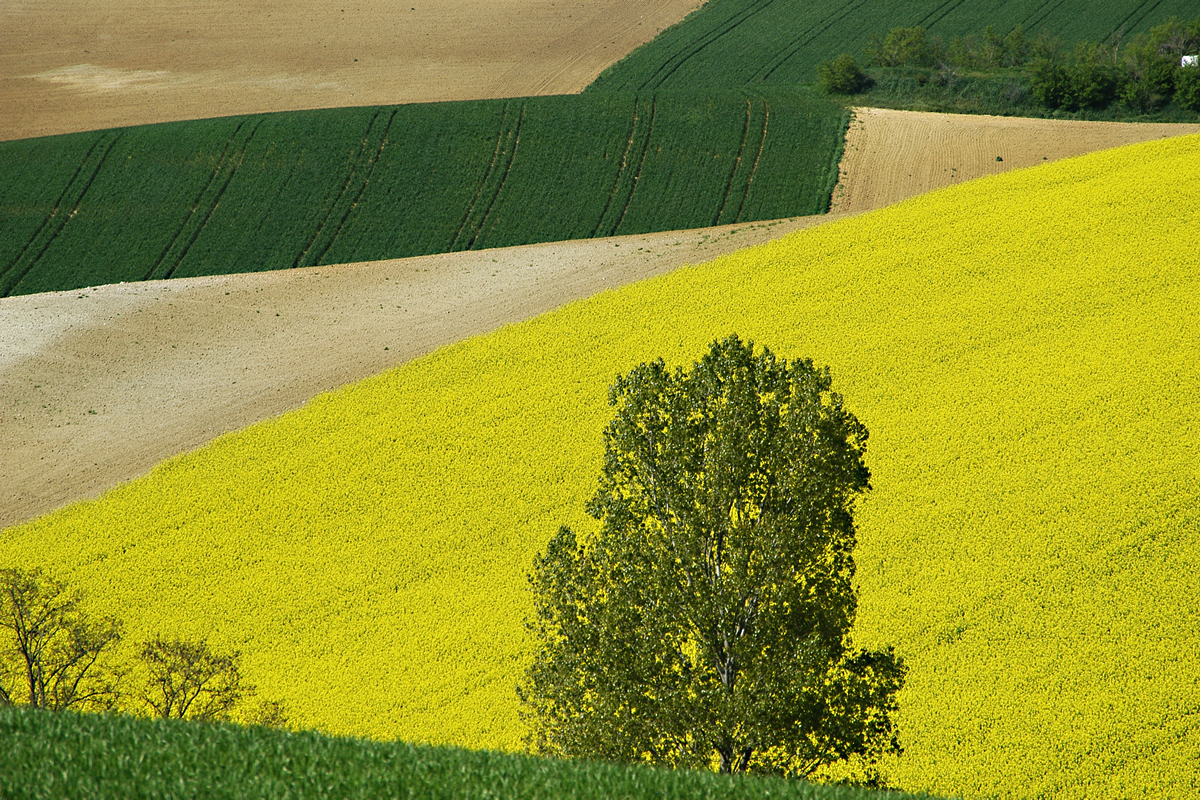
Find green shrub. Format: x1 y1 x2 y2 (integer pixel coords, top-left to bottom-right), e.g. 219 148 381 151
819 54 868 93
1176 64 1200 110
1069 42 1120 109
868 26 935 68
1029 58 1073 108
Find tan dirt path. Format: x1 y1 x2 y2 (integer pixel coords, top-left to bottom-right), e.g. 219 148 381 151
0 215 839 529
831 107 1200 213
0 0 701 142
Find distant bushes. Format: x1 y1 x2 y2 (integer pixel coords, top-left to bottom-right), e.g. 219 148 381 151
0 567 287 728
819 17 1200 117
818 54 868 94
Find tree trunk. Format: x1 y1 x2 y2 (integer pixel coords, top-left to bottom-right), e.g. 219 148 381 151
718 743 733 774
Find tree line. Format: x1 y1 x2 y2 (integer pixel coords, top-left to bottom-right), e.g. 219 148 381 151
820 17 1200 115
0 567 286 727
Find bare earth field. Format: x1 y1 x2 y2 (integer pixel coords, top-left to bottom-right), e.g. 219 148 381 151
0 216 834 529
4 109 1200 529
0 0 700 141
831 107 1200 213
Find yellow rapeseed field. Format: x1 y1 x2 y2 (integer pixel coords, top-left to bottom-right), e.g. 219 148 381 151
4 133 1198 798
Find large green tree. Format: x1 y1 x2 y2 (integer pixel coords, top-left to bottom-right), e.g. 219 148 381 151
520 335 904 780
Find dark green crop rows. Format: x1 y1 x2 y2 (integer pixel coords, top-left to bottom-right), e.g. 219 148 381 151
0 707 940 800
586 0 1199 93
0 91 846 297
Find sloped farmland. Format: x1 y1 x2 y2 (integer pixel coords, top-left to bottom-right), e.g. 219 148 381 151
0 91 845 297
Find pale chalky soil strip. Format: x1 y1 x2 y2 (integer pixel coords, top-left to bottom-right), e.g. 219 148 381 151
0 214 841 529
0 0 701 141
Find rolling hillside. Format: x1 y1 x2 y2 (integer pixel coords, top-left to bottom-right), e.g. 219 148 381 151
0 91 845 297
0 0 704 141
1 707 931 800
586 0 1199 92
4 134 1198 798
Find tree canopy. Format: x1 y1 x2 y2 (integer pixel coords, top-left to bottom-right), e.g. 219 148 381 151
520 335 904 780
0 568 121 711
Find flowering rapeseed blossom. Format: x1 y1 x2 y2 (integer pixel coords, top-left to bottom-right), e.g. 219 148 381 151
3 134 1198 799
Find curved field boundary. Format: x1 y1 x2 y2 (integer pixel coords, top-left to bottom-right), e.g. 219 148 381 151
5 134 1200 800
830 107 1200 215
0 214 834 531
586 0 1199 92
0 92 846 297
4 110 1194 531
1 0 705 142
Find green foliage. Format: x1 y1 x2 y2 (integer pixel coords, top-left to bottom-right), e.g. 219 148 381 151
0 91 846 297
137 637 249 722
1003 25 1030 67
585 0 1196 92
0 568 121 711
521 335 904 780
1029 56 1082 110
868 27 934 69
819 54 868 94
1177 65 1200 111
1068 41 1121 109
859 70 1037 117
0 706 939 800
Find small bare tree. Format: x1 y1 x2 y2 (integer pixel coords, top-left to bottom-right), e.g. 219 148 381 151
137 636 250 722
0 567 122 711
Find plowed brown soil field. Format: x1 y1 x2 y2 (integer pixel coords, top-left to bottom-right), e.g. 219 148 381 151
0 0 700 141
831 107 1200 213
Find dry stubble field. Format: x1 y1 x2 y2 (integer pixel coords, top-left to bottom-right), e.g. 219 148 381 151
0 0 700 141
830 108 1200 213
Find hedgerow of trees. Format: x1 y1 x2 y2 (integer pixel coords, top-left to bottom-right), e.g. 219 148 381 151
521 335 905 784
0 567 287 727
819 17 1200 115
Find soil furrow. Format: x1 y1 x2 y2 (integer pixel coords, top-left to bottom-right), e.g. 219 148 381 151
591 97 643 239
449 104 512 252
1 133 121 296
307 109 402 267
734 100 771 224
612 98 658 235
0 134 108 291
467 104 527 251
293 111 383 269
714 99 755 227
162 119 264 280
143 121 248 282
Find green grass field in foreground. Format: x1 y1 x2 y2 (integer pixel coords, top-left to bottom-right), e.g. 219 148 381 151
586 0 1197 93
3 134 1198 798
0 90 845 297
0 707 935 800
